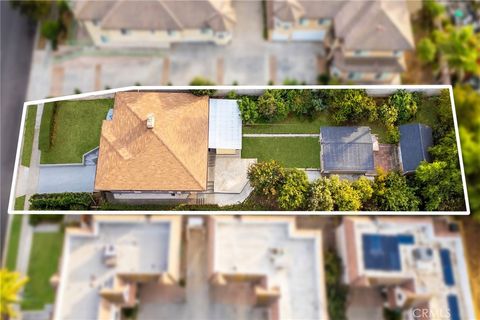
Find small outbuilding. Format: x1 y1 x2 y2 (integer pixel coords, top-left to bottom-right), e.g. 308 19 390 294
320 126 375 174
399 123 433 173
208 99 242 155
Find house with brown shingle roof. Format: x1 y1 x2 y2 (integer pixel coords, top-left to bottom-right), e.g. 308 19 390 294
94 92 210 200
267 0 414 84
70 0 236 47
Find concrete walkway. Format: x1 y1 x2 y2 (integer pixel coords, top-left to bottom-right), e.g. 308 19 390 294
25 103 43 209
243 133 319 137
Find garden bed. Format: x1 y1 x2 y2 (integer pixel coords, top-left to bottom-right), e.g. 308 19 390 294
241 137 320 168
39 99 112 164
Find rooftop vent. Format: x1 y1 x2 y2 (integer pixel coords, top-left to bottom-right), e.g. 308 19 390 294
146 113 155 129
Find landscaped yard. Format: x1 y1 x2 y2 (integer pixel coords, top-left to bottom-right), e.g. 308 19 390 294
243 114 330 134
21 106 37 167
39 99 113 164
5 196 25 270
21 231 64 311
242 137 320 168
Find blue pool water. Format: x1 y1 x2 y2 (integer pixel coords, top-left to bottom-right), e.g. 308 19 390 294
447 294 460 320
440 248 455 286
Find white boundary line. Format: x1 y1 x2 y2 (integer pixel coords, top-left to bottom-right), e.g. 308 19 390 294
8 85 470 215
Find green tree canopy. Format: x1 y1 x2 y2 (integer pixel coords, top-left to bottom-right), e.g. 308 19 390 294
10 0 51 20
373 170 420 211
307 177 334 211
238 96 259 124
277 169 309 210
329 89 377 124
417 37 437 63
257 90 288 121
247 160 285 198
328 176 362 211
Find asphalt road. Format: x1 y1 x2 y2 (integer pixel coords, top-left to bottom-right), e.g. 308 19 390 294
1 2 36 257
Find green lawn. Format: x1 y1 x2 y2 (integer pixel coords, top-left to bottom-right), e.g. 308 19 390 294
243 113 330 134
4 197 25 271
39 99 113 164
21 232 64 311
21 106 37 167
242 137 320 168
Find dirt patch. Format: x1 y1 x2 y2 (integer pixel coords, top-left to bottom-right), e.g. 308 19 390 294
374 144 400 172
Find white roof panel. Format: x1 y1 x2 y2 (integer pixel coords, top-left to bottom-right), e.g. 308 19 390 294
208 99 242 150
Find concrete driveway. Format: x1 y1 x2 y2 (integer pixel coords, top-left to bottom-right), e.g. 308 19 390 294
30 1 327 98
37 165 96 193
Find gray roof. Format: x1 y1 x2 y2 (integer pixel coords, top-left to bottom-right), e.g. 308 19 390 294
320 126 375 173
399 123 433 173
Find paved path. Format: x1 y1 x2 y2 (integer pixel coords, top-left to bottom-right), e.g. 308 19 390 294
243 133 319 137
25 103 44 209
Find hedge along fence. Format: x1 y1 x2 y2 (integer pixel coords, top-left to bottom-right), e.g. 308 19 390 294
29 192 94 210
38 102 58 152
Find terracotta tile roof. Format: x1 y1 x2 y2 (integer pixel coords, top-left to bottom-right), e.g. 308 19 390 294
95 92 209 191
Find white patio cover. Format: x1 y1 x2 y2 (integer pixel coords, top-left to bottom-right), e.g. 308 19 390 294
208 99 242 150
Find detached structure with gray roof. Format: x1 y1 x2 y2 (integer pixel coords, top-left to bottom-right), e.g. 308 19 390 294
399 123 433 173
320 126 375 174
70 0 236 47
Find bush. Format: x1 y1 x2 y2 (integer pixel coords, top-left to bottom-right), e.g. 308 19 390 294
238 96 259 124
38 102 58 152
373 170 420 211
189 77 216 96
329 89 377 124
307 178 334 211
248 160 285 198
387 90 418 123
277 169 309 210
328 176 362 211
257 90 288 121
417 38 437 63
29 214 64 226
29 192 93 210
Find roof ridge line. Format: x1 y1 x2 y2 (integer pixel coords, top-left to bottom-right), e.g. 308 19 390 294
158 0 184 30
151 132 205 190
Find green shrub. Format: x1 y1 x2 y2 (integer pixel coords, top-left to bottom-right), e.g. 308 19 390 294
277 169 309 210
325 250 348 320
189 77 216 96
307 178 334 211
41 20 61 49
238 96 259 124
417 38 437 63
38 102 58 152
257 90 288 121
387 90 418 123
29 192 93 210
373 170 420 211
329 89 377 124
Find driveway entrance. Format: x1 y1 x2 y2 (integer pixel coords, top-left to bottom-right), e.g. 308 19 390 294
37 165 96 193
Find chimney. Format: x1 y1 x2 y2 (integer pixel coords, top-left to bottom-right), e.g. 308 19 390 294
147 113 155 129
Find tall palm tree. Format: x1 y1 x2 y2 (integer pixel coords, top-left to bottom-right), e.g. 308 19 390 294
0 269 28 319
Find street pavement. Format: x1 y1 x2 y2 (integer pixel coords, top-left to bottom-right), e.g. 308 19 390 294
0 2 36 256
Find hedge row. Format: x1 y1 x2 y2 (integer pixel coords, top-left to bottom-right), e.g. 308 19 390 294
38 102 58 152
29 192 93 210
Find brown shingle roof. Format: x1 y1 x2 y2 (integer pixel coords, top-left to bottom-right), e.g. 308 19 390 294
73 0 236 32
95 92 209 191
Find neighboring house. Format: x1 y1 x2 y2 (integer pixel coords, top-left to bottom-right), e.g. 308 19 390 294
94 92 244 202
399 123 433 174
52 215 182 320
336 217 476 320
320 126 376 175
207 216 329 320
70 0 236 47
267 0 415 84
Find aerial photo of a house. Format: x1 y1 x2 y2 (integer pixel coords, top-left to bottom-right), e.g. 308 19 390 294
10 86 468 212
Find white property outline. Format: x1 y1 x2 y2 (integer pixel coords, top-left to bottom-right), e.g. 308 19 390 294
8 85 471 215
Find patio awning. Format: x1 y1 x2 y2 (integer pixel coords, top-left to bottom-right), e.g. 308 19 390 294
208 99 242 150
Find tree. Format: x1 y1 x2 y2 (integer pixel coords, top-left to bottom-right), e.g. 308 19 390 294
329 89 377 124
433 89 454 140
257 90 288 121
387 90 418 123
433 25 480 80
328 176 362 211
416 131 465 211
247 161 285 198
423 0 445 19
238 96 259 124
10 0 51 21
277 169 309 210
417 38 437 63
352 176 374 204
373 170 420 211
307 177 334 211
453 86 480 217
0 269 28 319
